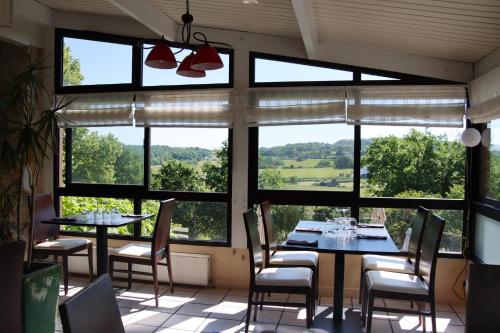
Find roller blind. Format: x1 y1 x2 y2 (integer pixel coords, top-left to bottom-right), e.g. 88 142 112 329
245 87 346 126
346 85 466 127
57 93 134 127
135 89 233 128
469 66 500 124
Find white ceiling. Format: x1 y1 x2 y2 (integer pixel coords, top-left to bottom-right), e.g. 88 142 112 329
36 0 500 63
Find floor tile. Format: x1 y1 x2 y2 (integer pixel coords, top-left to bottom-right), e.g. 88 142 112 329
125 323 158 333
222 295 249 304
207 303 247 321
451 304 466 313
197 318 242 333
192 292 225 305
128 310 172 327
227 289 249 297
176 302 213 317
120 307 144 325
142 298 187 313
367 319 392 333
160 314 206 331
198 288 230 295
251 308 283 324
277 324 305 333
280 309 307 327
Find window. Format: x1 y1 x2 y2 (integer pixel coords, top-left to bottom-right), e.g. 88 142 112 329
361 73 399 81
142 46 230 87
62 37 133 86
361 126 465 199
254 58 353 83
263 205 350 243
71 127 144 185
482 119 500 200
258 124 354 191
150 128 229 193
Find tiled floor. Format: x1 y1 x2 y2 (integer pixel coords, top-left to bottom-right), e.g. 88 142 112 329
55 277 466 333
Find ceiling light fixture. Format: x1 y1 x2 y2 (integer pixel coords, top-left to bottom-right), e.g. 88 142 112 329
143 0 231 77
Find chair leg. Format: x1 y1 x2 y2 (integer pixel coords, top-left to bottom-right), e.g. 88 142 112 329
152 261 159 307
62 255 69 295
361 282 368 326
109 256 114 282
87 244 93 282
245 289 253 333
166 250 174 293
306 291 312 328
430 300 437 333
315 263 320 300
259 291 264 310
127 263 132 290
253 292 260 321
359 263 364 304
366 294 375 333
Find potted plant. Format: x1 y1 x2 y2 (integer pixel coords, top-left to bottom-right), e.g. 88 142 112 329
0 48 72 333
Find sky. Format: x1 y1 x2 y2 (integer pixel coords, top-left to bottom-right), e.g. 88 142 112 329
65 38 466 149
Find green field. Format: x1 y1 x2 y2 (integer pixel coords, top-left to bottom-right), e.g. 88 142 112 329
277 167 351 179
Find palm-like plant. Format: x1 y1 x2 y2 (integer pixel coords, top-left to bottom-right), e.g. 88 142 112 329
0 52 73 267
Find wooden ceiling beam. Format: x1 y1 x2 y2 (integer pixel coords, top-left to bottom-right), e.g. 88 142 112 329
291 0 319 59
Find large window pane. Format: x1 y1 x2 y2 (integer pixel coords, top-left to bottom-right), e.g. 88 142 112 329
150 128 228 192
360 207 463 253
61 196 134 235
255 58 353 83
361 126 465 198
482 119 500 199
142 200 227 242
262 205 350 243
258 124 354 191
142 46 230 86
63 37 132 86
71 127 144 185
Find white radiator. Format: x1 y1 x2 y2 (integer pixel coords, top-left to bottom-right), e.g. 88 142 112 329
68 249 211 286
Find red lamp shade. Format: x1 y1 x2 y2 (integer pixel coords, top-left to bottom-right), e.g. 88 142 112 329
145 42 177 69
191 43 223 70
176 53 206 78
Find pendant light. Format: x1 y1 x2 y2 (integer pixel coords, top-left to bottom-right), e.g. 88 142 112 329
143 0 231 77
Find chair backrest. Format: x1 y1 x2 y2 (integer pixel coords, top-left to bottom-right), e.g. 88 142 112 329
59 274 125 333
465 263 500 332
259 201 277 265
417 214 445 294
407 206 429 270
31 193 59 243
243 208 264 283
151 198 175 258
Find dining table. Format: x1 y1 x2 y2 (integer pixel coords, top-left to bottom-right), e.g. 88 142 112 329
282 220 400 333
42 213 154 276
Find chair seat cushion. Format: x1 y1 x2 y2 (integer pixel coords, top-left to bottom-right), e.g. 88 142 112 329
256 267 312 287
362 255 414 274
35 238 90 251
113 243 151 258
270 251 318 266
366 270 428 295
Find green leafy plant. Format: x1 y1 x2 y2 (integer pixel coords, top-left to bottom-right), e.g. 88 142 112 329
0 51 73 267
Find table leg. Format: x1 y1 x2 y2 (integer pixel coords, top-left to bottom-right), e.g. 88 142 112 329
96 226 108 276
333 253 345 321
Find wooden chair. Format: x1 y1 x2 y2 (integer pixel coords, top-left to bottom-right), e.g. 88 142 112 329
259 201 319 298
359 206 429 303
362 214 445 333
31 193 93 295
109 198 175 306
465 263 500 332
243 208 315 333
59 274 124 333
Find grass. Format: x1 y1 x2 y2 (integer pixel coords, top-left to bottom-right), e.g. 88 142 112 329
261 167 352 179
281 159 325 168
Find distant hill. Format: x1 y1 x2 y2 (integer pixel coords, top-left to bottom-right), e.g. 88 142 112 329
124 145 212 166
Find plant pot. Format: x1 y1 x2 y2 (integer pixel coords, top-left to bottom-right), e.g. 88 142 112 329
22 262 61 333
0 241 25 333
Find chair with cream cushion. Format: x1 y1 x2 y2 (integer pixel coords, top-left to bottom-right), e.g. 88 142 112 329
31 194 93 295
243 208 315 333
359 206 429 303
109 199 175 306
259 201 319 298
361 214 445 333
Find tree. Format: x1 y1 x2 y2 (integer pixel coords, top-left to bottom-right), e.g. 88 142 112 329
202 141 228 192
63 45 84 86
72 128 123 184
259 169 285 189
154 160 201 191
115 148 142 184
362 130 465 198
335 155 353 169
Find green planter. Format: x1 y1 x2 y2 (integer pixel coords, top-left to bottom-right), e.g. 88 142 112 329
22 262 61 333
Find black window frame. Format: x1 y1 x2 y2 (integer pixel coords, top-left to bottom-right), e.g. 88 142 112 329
55 28 234 94
56 126 234 247
248 52 467 258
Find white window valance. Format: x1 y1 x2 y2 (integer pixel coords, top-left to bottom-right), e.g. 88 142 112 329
245 87 346 126
57 93 134 127
468 66 500 124
346 85 466 127
134 89 234 128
